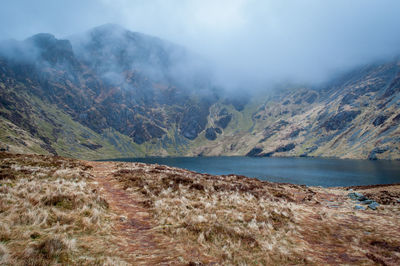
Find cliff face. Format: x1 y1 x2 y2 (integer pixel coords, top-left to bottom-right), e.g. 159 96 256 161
256 60 400 160
195 60 400 160
0 25 399 159
0 24 218 158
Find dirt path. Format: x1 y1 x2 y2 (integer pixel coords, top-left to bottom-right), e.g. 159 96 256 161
84 160 400 265
87 161 196 265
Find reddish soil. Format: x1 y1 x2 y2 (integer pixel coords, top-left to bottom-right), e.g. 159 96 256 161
1 152 399 265
88 160 400 265
88 161 214 265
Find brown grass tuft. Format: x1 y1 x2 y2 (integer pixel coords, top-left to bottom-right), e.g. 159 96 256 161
2 152 400 265
0 153 128 265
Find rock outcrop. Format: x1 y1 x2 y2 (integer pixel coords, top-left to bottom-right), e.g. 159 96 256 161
0 25 399 160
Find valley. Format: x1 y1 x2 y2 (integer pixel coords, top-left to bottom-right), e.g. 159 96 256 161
1 2 400 265
0 24 399 160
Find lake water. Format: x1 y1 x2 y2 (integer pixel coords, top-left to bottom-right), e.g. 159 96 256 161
107 156 400 187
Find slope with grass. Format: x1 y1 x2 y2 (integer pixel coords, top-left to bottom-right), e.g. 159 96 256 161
0 153 126 264
194 60 400 160
1 25 399 160
1 152 399 265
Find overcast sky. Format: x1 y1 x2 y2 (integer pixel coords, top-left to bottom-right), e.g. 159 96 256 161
1 0 400 86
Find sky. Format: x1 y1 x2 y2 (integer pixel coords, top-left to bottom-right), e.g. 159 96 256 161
1 0 400 87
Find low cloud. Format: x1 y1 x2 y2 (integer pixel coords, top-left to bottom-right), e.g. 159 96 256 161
1 0 400 89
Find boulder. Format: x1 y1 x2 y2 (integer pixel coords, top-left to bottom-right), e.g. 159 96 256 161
348 192 367 201
348 192 357 200
360 199 374 205
368 202 380 210
354 205 366 210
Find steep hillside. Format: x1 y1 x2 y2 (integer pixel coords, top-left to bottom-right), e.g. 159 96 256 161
192 61 400 160
0 25 399 160
0 24 218 159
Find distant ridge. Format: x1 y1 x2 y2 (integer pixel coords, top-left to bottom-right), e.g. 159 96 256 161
0 25 399 160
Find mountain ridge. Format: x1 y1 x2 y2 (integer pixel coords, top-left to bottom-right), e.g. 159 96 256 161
0 25 399 160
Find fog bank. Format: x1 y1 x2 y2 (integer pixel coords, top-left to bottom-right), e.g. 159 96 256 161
1 0 400 89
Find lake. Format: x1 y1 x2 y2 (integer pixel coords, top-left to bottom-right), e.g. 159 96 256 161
107 156 400 187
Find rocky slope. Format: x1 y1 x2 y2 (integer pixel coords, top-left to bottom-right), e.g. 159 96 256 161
0 24 399 160
0 24 220 159
194 60 400 160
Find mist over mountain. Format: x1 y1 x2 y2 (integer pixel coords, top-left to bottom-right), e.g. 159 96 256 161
0 24 222 150
0 23 399 160
2 1 400 89
2 4 400 266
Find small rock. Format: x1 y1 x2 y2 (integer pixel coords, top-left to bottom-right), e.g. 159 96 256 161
355 192 367 201
348 192 366 200
348 192 357 200
368 202 380 210
354 205 366 210
361 199 374 205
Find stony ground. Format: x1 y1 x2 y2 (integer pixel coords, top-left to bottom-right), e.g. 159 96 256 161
1 152 399 265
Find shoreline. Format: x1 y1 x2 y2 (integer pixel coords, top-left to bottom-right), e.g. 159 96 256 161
1 152 400 264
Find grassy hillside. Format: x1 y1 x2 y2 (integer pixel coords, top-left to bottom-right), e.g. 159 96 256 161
0 153 126 264
0 90 146 159
1 152 400 264
0 26 399 160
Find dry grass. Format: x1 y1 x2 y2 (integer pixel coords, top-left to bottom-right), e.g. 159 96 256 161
1 152 400 265
113 163 400 265
0 153 127 265
113 165 312 264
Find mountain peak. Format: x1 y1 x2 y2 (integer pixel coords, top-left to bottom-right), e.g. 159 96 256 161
23 33 74 65
93 23 126 31
25 33 57 47
89 23 128 36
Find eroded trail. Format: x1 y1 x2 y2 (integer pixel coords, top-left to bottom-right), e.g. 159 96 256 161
87 161 198 265
1 152 399 265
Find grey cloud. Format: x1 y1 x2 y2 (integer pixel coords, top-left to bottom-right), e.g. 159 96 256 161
1 0 400 89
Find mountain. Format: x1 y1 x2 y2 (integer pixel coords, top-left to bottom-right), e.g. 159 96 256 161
193 60 400 160
0 24 399 160
0 24 219 158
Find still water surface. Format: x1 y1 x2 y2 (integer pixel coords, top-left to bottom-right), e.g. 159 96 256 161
108 157 400 187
